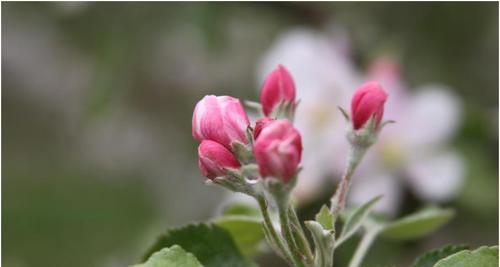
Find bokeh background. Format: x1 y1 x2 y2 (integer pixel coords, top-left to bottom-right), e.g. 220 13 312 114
2 2 498 267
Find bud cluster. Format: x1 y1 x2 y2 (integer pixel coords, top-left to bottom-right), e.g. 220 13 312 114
192 65 303 185
191 64 390 267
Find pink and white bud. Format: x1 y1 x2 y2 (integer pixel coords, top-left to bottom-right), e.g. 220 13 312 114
260 65 296 117
253 119 302 182
192 95 250 148
351 81 388 130
198 140 241 179
253 117 274 139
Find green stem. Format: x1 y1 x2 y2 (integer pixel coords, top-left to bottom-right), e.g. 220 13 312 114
278 201 307 267
256 195 294 265
347 230 378 267
288 205 314 264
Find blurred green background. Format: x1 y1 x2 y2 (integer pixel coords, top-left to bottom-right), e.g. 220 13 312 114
2 2 498 267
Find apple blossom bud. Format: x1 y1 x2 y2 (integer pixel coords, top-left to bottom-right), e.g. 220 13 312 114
260 65 296 117
351 81 388 130
253 117 274 139
253 119 302 182
198 140 241 179
192 95 250 148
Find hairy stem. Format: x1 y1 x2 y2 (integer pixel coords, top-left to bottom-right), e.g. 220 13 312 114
330 145 367 218
278 201 307 267
256 194 294 265
288 205 314 264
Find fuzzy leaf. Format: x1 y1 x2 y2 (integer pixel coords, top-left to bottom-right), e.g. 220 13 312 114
433 246 498 267
142 223 254 267
337 195 382 246
412 244 470 267
305 220 334 267
315 205 334 230
380 207 454 240
134 245 203 267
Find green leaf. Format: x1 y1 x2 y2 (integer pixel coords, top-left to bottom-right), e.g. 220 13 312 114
222 203 261 218
142 223 255 267
412 244 470 267
215 215 264 256
379 207 454 240
134 245 203 267
315 205 334 230
217 203 264 256
433 246 498 267
337 195 382 246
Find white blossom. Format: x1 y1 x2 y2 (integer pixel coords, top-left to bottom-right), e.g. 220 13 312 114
257 28 465 214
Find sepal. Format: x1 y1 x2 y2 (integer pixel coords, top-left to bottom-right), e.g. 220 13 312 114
269 100 298 121
380 119 396 129
207 168 258 196
231 141 254 164
338 106 350 121
244 100 263 114
262 174 298 205
346 114 380 148
245 126 255 146
241 164 260 180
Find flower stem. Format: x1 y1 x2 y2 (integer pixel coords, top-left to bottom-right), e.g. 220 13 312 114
256 194 294 265
278 201 307 267
288 205 314 264
330 145 367 218
347 230 378 267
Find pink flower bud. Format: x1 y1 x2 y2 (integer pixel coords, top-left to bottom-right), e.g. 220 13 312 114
192 95 250 148
253 117 274 139
198 140 241 179
351 81 388 130
260 65 296 116
253 119 302 182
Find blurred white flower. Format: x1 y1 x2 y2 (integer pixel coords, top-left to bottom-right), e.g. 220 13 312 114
257 28 465 214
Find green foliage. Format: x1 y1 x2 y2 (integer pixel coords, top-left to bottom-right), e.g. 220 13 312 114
433 246 498 267
222 203 262 218
142 223 255 267
216 203 264 256
3 170 156 267
135 245 203 267
315 205 334 230
337 195 382 245
215 216 264 256
379 207 454 240
412 244 470 267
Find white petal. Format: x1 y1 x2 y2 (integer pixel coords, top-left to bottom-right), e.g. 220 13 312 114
348 171 403 216
406 150 465 202
256 28 361 103
401 85 462 148
292 161 329 205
